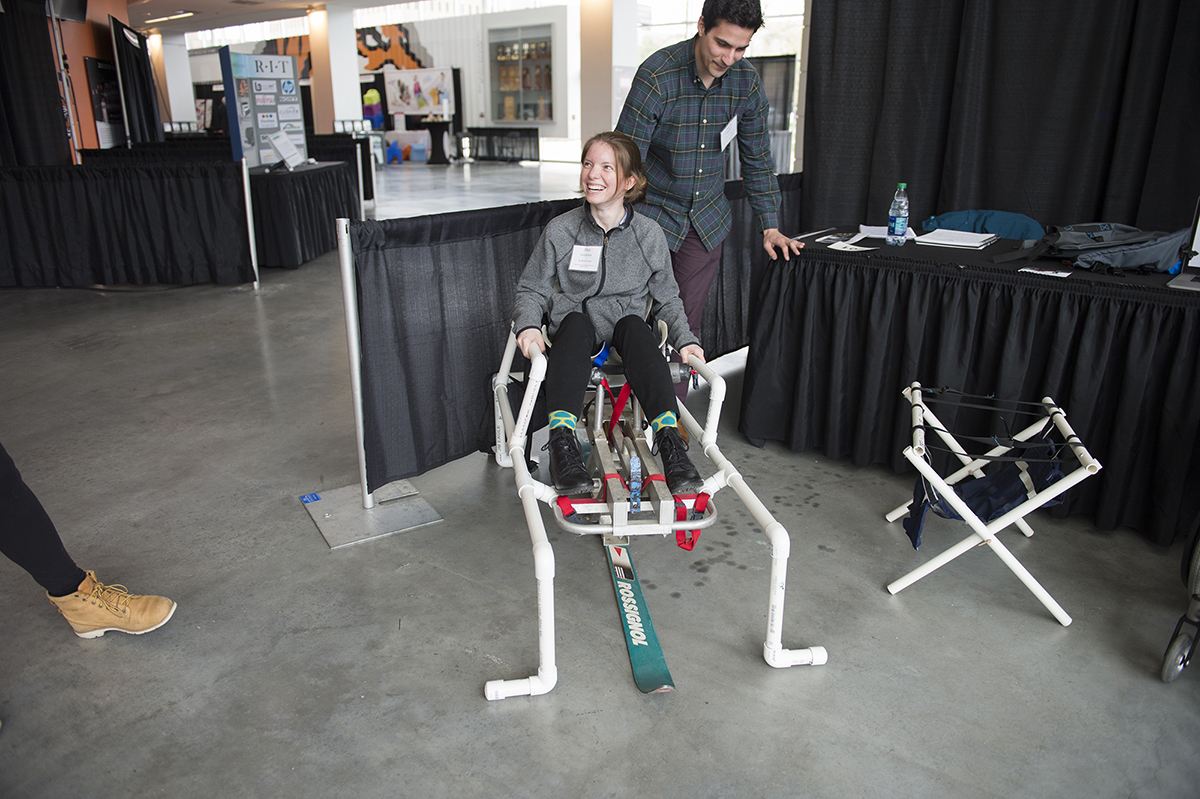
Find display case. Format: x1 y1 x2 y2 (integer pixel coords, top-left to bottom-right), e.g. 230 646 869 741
489 25 553 123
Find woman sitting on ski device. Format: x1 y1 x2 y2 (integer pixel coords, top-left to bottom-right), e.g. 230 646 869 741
511 130 706 497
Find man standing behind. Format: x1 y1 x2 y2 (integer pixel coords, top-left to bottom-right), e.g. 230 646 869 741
617 0 801 357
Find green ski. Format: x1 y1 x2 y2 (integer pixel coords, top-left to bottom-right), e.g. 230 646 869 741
605 542 674 693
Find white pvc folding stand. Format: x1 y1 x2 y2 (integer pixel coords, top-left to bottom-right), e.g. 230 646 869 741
485 329 826 700
298 220 443 550
885 382 1102 626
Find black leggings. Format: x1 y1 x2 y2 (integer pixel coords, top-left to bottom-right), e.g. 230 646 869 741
0 441 86 597
545 313 678 424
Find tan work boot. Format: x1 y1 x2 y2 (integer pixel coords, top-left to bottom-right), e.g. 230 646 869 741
48 571 177 639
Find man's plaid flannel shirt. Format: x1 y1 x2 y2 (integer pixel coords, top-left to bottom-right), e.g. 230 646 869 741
617 36 780 253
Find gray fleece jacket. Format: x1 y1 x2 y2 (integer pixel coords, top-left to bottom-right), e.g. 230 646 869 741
512 203 699 351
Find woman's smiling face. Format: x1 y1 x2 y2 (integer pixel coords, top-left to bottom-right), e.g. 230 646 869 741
580 141 635 211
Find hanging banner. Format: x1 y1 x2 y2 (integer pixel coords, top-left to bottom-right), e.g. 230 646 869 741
384 67 454 117
218 48 307 167
110 16 163 144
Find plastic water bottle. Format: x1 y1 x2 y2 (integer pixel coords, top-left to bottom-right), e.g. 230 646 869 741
887 183 909 245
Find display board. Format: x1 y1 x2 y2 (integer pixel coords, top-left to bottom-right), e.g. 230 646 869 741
384 67 454 117
218 48 307 167
83 57 124 149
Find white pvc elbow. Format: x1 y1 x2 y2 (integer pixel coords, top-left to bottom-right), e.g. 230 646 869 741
484 666 558 700
763 643 828 668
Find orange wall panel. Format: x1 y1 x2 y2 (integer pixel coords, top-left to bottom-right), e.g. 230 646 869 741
57 0 129 151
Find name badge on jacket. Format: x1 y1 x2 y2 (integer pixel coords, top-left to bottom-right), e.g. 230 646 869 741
569 245 603 272
721 116 738 151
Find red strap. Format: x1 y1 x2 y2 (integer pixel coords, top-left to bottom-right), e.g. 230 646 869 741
674 493 710 551
598 472 627 502
606 382 634 437
556 496 580 518
675 499 698 550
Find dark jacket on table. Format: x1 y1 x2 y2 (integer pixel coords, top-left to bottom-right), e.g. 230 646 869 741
512 202 699 351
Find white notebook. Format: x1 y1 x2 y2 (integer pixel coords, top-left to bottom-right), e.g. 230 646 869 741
915 229 1000 249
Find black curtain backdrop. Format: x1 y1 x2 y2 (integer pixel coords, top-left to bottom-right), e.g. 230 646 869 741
352 199 576 491
801 0 1200 235
0 161 255 286
0 0 72 167
350 176 799 492
80 141 232 164
110 16 163 145
709 172 801 357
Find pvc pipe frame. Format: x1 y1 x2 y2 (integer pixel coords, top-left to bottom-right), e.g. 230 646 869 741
886 382 1048 535
486 342 825 699
885 386 1103 627
485 345 557 700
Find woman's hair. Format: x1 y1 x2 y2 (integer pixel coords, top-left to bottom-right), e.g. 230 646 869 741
580 130 648 205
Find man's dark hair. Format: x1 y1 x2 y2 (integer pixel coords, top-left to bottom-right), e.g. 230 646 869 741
700 0 765 32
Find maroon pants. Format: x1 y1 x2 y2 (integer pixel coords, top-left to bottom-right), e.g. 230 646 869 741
671 225 725 341
670 226 724 399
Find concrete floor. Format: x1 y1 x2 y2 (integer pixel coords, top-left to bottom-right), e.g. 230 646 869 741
1 161 1198 798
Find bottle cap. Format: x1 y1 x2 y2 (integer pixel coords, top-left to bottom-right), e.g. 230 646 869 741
898 183 907 189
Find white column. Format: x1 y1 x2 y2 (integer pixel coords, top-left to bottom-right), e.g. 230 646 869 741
148 33 197 124
308 6 363 134
579 0 638 142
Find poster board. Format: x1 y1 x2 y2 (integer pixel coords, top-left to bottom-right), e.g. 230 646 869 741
83 57 125 149
218 48 307 167
384 67 455 117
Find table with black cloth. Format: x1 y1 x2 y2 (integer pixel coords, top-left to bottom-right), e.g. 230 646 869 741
739 233 1200 546
308 134 374 200
249 161 359 268
0 161 254 286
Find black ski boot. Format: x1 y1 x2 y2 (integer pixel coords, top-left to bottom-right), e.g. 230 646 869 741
654 426 703 495
546 427 593 496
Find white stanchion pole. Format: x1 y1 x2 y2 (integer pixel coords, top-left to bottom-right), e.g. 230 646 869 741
336 218 373 509
241 158 260 289
355 142 366 221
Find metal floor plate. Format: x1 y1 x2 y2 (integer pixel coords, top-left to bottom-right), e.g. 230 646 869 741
301 481 442 549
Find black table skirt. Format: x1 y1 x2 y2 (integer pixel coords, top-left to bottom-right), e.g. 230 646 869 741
249 161 359 269
307 135 374 201
0 161 255 286
740 243 1200 545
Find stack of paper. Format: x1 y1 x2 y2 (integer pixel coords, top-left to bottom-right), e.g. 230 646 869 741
914 230 1000 249
858 224 916 241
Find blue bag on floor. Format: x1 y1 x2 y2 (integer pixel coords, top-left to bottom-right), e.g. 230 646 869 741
903 441 1065 549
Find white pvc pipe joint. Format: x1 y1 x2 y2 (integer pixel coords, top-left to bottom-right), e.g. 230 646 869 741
484 666 558 700
764 643 828 668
